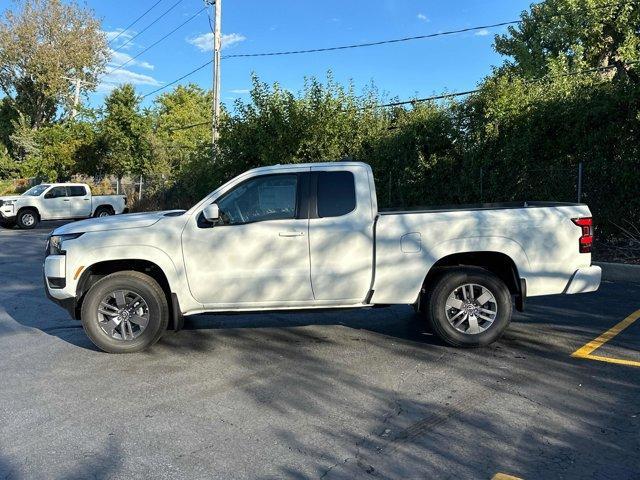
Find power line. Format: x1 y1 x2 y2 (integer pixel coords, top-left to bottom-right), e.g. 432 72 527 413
142 59 213 98
221 21 520 59
108 6 207 74
168 121 210 131
113 0 186 53
140 19 515 98
109 0 166 45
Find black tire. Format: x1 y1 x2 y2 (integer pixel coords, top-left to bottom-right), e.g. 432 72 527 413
423 267 512 348
94 206 114 218
80 271 169 353
17 208 38 229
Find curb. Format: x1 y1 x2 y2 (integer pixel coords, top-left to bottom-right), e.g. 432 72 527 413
594 262 640 283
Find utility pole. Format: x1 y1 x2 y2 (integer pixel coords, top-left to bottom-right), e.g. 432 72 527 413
62 77 91 119
211 0 222 151
71 78 81 119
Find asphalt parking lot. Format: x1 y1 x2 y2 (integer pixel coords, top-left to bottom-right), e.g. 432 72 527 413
1 221 639 480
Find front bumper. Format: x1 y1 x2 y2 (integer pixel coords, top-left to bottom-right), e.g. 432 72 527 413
43 255 78 319
0 204 16 220
566 266 602 294
43 275 77 318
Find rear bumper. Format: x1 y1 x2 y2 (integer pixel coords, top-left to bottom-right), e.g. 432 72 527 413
566 266 602 294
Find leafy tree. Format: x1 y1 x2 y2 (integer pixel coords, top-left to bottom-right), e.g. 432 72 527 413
153 84 212 151
98 84 151 184
495 0 640 79
0 0 108 128
8 113 39 163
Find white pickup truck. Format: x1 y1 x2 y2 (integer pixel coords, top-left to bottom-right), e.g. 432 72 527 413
43 162 601 353
0 183 127 229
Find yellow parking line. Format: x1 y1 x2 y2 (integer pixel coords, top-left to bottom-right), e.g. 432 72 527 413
571 308 640 368
492 474 523 480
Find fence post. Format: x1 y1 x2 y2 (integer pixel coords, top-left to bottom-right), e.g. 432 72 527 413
577 162 583 203
139 175 143 202
480 166 484 204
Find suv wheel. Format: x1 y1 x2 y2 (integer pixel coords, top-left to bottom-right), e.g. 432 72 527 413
81 271 169 353
424 267 512 347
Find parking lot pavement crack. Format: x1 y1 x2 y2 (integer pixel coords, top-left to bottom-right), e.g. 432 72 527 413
319 457 353 479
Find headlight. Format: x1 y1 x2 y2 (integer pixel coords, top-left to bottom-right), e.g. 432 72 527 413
47 233 83 256
2 200 15 206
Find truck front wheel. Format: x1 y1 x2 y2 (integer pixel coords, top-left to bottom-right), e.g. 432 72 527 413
17 209 38 229
80 271 169 353
423 267 512 347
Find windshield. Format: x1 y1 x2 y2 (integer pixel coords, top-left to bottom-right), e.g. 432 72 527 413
22 185 51 196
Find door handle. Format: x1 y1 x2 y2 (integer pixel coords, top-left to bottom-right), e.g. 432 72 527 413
63 199 70 202
279 231 305 237
83 198 90 201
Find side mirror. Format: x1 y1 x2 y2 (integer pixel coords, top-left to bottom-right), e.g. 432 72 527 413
203 203 220 223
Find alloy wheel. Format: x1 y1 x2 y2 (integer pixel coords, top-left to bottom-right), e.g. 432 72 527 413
97 290 150 341
445 283 498 335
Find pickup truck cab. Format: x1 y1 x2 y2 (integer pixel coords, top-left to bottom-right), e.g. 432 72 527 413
43 162 601 353
0 183 127 229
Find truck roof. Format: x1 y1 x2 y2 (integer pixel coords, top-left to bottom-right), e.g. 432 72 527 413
245 161 371 176
38 182 88 187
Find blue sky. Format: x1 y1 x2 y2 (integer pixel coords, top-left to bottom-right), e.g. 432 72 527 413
3 0 534 108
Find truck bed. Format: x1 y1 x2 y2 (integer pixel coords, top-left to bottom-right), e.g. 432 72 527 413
371 201 593 304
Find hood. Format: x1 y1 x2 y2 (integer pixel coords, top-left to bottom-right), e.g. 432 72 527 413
0 195 22 203
52 210 185 235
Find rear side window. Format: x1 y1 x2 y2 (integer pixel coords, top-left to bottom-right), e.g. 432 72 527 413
68 186 87 197
317 171 356 218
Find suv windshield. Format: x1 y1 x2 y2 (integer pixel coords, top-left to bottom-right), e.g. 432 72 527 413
22 185 51 196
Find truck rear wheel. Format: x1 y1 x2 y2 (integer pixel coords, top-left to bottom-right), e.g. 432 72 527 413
17 209 38 229
94 206 114 218
80 271 169 353
423 267 512 347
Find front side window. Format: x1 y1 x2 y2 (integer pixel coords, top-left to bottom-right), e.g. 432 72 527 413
216 174 298 225
68 186 87 197
317 171 356 218
44 187 68 199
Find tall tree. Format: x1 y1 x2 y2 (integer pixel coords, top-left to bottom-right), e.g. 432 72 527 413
0 0 108 129
494 0 640 79
99 84 151 183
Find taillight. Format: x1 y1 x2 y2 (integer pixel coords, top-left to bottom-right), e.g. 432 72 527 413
572 217 593 253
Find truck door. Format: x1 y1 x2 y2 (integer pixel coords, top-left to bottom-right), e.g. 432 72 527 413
42 186 69 219
308 166 374 302
181 171 314 306
67 185 92 217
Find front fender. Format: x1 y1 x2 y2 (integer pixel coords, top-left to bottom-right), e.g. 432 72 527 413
68 245 201 314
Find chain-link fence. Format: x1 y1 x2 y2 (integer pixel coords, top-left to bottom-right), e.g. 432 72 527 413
479 163 584 204
378 162 586 210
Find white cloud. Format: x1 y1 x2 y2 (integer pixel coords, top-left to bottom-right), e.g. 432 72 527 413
475 29 491 36
229 89 250 94
103 29 135 49
98 68 161 93
417 13 429 21
187 32 247 52
109 50 154 70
